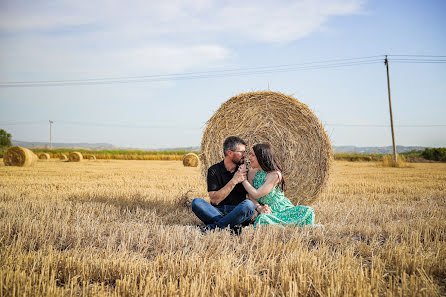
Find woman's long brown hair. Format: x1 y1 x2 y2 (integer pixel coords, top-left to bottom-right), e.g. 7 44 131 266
252 143 286 192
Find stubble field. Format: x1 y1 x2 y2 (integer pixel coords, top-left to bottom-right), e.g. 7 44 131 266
0 159 445 296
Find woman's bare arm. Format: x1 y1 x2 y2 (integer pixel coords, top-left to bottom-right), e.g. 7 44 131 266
242 171 280 200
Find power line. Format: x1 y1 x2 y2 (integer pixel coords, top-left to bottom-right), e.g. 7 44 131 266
0 55 384 85
325 123 446 127
390 59 446 61
391 60 446 64
0 120 201 129
388 55 446 64
0 121 44 125
2 120 445 128
0 63 383 87
0 54 443 88
0 59 383 88
387 54 446 58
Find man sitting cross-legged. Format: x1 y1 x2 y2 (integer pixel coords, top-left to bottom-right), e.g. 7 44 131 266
191 136 255 233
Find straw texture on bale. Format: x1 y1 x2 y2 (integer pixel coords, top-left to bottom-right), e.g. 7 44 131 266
183 153 199 167
59 153 68 161
3 146 38 167
68 152 83 162
201 91 332 205
86 155 96 160
38 153 50 160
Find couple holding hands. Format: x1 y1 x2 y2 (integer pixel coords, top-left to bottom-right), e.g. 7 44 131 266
191 136 315 234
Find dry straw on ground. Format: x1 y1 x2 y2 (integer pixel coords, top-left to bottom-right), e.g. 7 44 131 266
183 153 199 167
382 154 410 168
38 153 50 160
201 91 332 205
3 146 38 167
178 190 198 208
1 160 445 296
59 153 68 161
68 152 83 162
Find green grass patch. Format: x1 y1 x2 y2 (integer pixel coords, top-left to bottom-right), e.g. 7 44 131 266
28 148 199 161
333 153 382 162
421 147 446 162
3 147 443 163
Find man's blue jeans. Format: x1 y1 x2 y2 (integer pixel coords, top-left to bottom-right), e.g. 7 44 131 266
191 198 255 230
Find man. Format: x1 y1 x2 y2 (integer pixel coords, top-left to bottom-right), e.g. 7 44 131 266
191 136 255 233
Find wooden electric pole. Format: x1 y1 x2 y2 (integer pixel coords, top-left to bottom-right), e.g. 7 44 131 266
49 120 53 150
384 56 397 164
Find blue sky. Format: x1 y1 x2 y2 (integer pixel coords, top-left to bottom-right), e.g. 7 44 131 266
1 0 445 148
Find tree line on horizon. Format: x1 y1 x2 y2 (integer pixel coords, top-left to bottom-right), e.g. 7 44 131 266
1 128 445 162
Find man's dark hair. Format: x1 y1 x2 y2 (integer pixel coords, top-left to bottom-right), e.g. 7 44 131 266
223 136 247 156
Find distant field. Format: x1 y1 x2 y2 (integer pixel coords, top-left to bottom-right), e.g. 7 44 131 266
333 152 434 162
29 148 198 161
0 147 438 163
1 160 445 296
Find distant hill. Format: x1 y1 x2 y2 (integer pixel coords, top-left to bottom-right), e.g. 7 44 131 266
333 145 427 154
11 140 427 154
12 140 115 150
11 140 200 151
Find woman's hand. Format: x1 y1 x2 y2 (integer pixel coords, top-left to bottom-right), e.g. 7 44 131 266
256 204 272 214
232 165 247 184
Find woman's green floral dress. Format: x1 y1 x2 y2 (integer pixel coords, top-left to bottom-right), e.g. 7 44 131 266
253 170 315 228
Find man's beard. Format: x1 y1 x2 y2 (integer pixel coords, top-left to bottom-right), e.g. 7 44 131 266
232 156 244 166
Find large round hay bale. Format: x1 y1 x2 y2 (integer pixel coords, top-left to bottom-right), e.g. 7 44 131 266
38 153 50 160
68 152 83 162
201 91 332 205
183 153 199 167
86 154 96 160
59 153 68 161
3 146 38 167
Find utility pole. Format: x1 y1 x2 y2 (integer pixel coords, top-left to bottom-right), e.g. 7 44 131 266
49 120 53 150
384 55 397 164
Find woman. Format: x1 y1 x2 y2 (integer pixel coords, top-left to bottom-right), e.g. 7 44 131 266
240 143 315 228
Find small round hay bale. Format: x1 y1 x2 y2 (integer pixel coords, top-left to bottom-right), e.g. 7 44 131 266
3 146 38 167
201 91 332 205
183 153 199 167
68 152 83 162
38 153 50 160
59 153 68 161
86 154 96 160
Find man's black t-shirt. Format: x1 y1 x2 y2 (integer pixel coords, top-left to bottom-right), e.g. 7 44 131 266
207 160 247 206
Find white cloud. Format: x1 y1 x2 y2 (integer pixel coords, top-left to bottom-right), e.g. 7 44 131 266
0 0 364 78
1 0 365 42
0 39 232 79
213 0 365 42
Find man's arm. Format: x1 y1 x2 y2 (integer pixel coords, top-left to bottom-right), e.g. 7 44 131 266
208 168 246 205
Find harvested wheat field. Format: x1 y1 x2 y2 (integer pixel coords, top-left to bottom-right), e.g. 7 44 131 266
0 159 445 296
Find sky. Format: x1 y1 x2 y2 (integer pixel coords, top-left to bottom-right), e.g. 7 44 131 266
1 0 445 149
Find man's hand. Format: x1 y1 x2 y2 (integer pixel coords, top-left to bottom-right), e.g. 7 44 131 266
232 165 247 184
209 165 247 205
